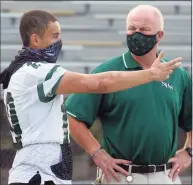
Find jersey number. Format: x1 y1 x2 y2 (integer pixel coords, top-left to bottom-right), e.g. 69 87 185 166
27 62 41 69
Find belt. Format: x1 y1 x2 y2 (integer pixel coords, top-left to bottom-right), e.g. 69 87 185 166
117 162 172 174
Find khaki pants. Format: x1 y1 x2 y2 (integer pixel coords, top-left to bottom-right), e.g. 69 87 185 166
96 167 182 184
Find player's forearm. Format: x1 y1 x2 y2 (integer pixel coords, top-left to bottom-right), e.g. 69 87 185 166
90 69 154 93
68 115 100 156
57 70 153 94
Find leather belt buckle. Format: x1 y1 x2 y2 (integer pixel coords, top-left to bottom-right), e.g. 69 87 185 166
148 164 156 174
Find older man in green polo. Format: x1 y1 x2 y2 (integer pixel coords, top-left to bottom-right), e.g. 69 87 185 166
65 5 192 184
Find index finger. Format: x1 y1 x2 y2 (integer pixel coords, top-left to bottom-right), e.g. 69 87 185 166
114 159 132 165
157 51 164 61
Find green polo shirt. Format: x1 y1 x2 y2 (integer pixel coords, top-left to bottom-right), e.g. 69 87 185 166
65 51 192 165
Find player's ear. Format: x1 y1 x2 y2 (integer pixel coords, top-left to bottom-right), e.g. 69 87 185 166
30 34 41 48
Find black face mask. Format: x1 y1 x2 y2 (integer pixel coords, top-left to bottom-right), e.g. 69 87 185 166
127 32 158 56
31 39 63 63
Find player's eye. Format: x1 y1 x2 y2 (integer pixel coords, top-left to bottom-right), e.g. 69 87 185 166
52 33 59 39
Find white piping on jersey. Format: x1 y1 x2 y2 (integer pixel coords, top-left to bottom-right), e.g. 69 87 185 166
66 111 77 118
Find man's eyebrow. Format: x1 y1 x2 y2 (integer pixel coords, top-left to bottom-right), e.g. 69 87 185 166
127 24 151 30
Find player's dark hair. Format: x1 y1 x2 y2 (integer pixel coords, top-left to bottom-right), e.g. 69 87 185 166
20 10 58 47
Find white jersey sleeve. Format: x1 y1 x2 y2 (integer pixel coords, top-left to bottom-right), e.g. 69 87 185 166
7 62 67 103
25 62 67 102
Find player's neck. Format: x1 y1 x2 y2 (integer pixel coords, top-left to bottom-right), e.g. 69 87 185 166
131 49 157 69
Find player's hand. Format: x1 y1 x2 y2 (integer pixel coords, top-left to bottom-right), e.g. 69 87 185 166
168 149 192 182
92 149 131 183
150 51 182 81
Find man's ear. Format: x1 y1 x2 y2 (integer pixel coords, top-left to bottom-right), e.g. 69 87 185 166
30 34 40 48
156 31 164 43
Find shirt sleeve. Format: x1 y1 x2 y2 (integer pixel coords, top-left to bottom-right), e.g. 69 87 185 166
65 69 104 129
178 69 192 132
36 64 67 103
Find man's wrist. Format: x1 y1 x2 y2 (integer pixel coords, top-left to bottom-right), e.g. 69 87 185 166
88 146 102 157
91 146 102 158
146 69 156 81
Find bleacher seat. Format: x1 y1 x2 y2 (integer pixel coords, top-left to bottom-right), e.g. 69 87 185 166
1 1 85 13
71 1 191 15
1 27 190 45
94 14 190 25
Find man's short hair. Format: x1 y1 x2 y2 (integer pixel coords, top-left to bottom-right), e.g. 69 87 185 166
19 10 58 47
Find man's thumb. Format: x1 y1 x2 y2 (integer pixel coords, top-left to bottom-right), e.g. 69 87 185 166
168 157 177 163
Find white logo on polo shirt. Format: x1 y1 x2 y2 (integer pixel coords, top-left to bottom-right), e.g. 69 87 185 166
161 82 173 90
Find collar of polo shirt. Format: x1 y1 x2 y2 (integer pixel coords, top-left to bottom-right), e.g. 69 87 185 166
122 51 165 69
122 51 140 69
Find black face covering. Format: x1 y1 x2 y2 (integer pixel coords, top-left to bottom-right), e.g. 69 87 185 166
0 40 62 89
36 39 62 63
127 32 158 56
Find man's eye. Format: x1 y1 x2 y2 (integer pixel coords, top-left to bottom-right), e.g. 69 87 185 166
128 27 135 30
140 28 149 31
